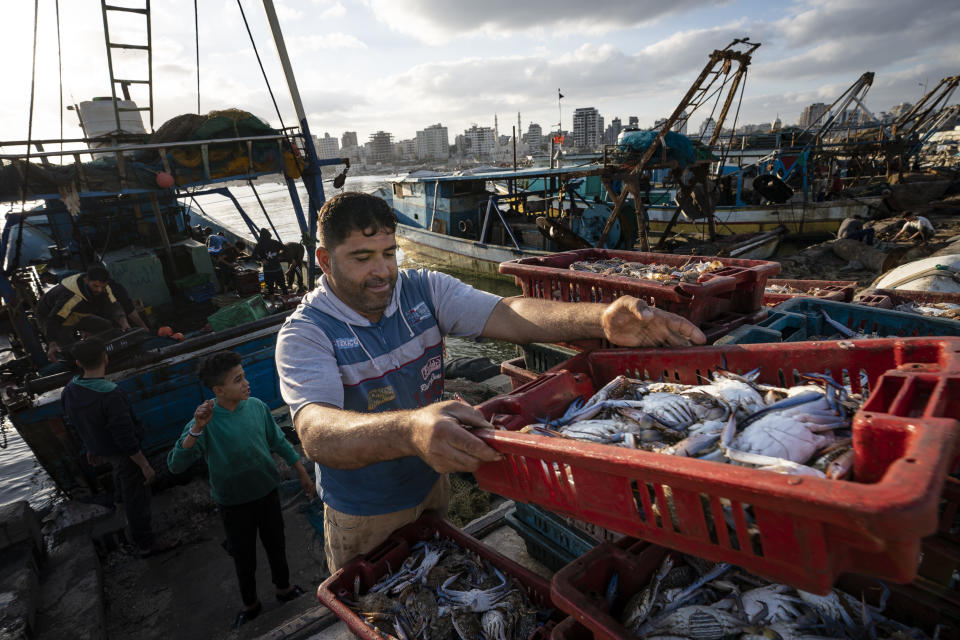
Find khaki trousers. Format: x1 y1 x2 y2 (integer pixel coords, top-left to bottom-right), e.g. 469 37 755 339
323 475 450 573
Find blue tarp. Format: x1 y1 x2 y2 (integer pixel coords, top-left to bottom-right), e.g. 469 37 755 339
616 130 697 168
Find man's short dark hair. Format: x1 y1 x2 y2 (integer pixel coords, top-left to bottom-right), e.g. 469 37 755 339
318 191 397 249
197 351 243 389
72 337 106 370
86 265 110 283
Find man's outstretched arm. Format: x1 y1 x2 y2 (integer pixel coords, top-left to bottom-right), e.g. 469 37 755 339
294 400 501 473
480 295 706 348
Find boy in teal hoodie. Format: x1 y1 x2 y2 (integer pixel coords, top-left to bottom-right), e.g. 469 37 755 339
167 351 315 627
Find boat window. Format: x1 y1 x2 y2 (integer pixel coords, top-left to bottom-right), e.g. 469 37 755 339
393 183 403 198
412 183 424 196
402 183 417 197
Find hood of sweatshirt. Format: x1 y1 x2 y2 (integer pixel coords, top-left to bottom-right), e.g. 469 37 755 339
63 376 118 409
300 273 403 326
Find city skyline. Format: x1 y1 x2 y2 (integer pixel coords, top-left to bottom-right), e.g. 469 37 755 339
3 0 958 147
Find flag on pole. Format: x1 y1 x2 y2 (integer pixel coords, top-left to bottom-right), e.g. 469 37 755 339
552 135 565 144
558 89 564 100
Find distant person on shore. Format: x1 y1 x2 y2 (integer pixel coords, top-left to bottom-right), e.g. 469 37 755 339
891 212 935 244
836 215 875 245
252 228 289 300
36 265 131 362
167 351 314 628
61 338 179 558
275 192 706 573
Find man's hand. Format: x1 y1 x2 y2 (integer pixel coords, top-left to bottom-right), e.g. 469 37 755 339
193 399 214 431
601 296 707 348
140 462 156 485
299 473 317 500
408 401 502 473
47 342 61 363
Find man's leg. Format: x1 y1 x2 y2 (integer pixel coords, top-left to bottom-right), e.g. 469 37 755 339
221 500 261 608
108 455 154 552
274 271 289 296
323 475 450 573
254 489 292 592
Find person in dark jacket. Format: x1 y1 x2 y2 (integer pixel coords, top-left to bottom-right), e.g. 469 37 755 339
36 265 130 362
252 228 289 299
61 338 178 558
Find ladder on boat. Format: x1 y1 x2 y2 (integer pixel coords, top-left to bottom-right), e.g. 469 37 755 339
100 0 154 133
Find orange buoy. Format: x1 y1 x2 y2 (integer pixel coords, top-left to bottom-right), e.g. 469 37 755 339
157 326 173 337
156 172 175 189
171 332 184 341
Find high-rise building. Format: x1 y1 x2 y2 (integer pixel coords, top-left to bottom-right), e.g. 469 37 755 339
315 132 340 159
573 107 603 149
367 131 394 163
603 117 622 145
341 131 358 148
890 102 913 120
628 116 639 128
416 123 449 161
526 123 543 152
675 111 688 135
698 117 716 141
799 103 829 129
463 124 496 159
399 138 418 161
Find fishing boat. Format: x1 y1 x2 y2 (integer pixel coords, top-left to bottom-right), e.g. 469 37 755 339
388 165 639 279
0 1 339 498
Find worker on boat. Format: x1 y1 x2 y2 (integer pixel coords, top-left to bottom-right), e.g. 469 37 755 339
252 228 289 301
283 240 306 293
107 277 149 331
836 215 875 246
890 212 935 244
36 265 131 362
207 230 230 254
275 192 706 572
61 337 180 558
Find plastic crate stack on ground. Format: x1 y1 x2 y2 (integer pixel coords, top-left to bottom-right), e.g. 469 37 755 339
474 339 960 593
716 297 960 345
856 287 960 311
316 511 566 639
505 503 601 572
549 536 960 640
499 249 779 345
762 278 857 307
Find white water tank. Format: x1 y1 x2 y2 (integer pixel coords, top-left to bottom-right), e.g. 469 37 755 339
78 97 146 139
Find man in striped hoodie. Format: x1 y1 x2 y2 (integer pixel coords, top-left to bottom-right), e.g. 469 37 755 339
276 192 705 571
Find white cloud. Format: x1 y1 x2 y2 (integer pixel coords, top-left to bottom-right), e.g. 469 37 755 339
365 0 721 44
312 0 346 19
290 33 367 50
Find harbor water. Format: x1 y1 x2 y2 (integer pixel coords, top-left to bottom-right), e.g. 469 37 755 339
0 174 520 510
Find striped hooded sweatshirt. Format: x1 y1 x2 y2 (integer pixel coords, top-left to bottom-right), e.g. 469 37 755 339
276 268 501 516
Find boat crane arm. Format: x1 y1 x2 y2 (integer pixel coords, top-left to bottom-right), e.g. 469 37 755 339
480 296 706 348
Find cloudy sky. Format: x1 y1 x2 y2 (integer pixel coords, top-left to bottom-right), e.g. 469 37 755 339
3 0 959 148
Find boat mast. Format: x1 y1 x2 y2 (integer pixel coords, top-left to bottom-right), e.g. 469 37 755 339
260 0 329 287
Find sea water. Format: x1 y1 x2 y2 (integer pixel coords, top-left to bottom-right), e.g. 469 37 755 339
0 174 521 509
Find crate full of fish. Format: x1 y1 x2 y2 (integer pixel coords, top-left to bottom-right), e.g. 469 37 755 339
716 297 960 345
550 539 958 640
316 511 564 640
473 339 960 593
763 278 857 306
856 288 960 320
498 249 780 326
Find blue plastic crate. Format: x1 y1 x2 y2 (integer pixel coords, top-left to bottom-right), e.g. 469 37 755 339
513 503 600 557
716 297 960 344
504 510 579 572
184 281 217 303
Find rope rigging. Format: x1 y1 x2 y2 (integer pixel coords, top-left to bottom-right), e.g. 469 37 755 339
194 0 201 114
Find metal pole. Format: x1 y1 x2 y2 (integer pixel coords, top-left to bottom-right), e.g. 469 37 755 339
261 0 326 288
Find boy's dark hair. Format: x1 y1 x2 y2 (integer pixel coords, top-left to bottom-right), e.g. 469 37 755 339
318 191 396 249
72 337 107 370
86 265 110 283
197 351 243 389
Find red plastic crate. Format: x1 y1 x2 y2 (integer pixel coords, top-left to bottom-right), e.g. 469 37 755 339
474 339 960 593
551 539 960 640
503 356 539 390
499 249 780 326
763 278 857 306
316 511 563 639
857 288 960 311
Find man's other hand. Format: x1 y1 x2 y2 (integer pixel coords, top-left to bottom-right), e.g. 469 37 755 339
409 400 502 473
601 296 707 348
140 463 156 486
193 399 215 430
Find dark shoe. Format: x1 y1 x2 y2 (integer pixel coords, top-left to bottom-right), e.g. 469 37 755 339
275 585 305 603
233 602 262 629
137 536 181 559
